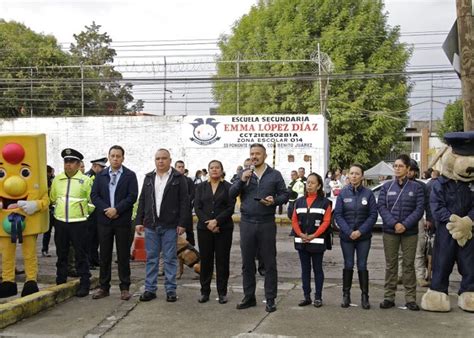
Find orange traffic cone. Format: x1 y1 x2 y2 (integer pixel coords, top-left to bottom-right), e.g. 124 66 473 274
131 232 147 262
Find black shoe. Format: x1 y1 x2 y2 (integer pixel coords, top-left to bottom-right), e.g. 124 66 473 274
298 298 312 307
89 265 97 270
76 287 89 297
139 291 157 302
258 266 265 277
0 281 18 298
218 295 228 304
380 299 395 309
21 280 39 297
265 298 276 313
406 302 420 311
236 296 257 310
167 293 177 302
41 251 51 257
198 294 209 303
313 299 323 308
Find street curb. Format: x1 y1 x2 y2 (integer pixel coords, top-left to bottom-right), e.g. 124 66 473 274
0 277 98 329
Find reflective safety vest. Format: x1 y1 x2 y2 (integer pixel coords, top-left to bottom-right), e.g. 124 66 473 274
49 171 94 223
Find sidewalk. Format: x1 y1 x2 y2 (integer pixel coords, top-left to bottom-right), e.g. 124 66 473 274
0 223 469 336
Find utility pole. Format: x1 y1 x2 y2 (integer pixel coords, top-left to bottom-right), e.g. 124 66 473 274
236 52 240 115
163 56 167 116
318 43 324 116
80 63 84 117
456 0 474 131
30 67 33 117
429 73 433 133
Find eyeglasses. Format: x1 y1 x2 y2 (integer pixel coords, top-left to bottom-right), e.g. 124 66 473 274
393 164 406 168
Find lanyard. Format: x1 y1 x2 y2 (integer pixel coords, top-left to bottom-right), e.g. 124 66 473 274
386 179 409 213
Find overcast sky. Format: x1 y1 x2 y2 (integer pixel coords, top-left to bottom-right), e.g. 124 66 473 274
0 0 459 120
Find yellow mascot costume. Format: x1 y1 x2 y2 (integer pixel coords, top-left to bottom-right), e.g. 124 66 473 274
0 134 49 298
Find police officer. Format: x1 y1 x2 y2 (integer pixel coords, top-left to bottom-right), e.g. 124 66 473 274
49 148 94 297
86 157 108 268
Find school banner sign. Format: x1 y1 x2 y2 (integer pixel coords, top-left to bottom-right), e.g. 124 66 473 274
182 114 325 150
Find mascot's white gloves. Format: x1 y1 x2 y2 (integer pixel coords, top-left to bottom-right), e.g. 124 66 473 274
17 200 39 215
447 215 473 247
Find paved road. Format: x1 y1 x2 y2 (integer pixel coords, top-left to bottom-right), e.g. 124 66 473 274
1 225 471 337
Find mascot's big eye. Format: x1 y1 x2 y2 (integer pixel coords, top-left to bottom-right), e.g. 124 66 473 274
0 168 5 179
20 168 31 178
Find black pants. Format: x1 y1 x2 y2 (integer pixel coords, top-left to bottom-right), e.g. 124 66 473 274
197 228 233 296
240 220 278 300
98 224 131 291
54 220 91 287
186 227 195 246
42 210 55 253
87 213 100 266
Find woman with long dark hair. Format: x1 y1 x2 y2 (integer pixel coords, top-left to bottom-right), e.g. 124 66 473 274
334 164 378 309
378 154 424 311
291 173 332 307
194 160 235 304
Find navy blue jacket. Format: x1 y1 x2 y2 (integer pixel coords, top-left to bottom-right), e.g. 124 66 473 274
430 176 474 226
334 184 378 242
229 164 289 223
377 177 425 235
135 168 191 229
91 166 138 227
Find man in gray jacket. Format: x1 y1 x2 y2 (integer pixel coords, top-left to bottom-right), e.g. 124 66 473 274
230 143 289 313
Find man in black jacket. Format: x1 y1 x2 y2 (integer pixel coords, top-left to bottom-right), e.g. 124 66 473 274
90 145 138 301
230 143 289 313
85 157 107 269
135 149 190 302
175 160 195 245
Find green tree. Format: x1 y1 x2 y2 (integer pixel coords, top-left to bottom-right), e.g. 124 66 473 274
0 20 75 117
131 99 145 114
214 0 412 168
438 99 464 141
70 21 133 115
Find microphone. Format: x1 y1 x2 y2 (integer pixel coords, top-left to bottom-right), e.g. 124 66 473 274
246 164 255 186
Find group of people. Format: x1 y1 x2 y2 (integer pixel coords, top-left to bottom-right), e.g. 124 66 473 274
43 142 442 314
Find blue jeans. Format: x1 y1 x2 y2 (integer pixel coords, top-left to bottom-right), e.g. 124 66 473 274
340 238 371 271
144 226 177 295
297 250 324 299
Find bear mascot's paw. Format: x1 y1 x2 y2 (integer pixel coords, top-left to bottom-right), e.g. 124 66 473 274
447 215 473 247
458 292 474 312
421 288 451 312
0 281 18 298
21 280 39 297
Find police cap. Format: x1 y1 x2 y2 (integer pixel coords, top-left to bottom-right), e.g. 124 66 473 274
90 157 108 167
61 148 83 161
444 131 474 156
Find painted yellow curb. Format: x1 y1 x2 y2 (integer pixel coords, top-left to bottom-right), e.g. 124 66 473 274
0 278 98 329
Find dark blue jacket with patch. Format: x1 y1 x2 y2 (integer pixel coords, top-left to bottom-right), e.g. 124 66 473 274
334 184 378 242
377 177 424 236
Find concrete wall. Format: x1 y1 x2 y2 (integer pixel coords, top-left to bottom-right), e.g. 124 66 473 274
0 115 326 188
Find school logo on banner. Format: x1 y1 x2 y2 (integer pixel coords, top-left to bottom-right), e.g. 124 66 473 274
189 118 221 145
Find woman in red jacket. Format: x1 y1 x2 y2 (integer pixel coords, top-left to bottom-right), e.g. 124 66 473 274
292 173 332 307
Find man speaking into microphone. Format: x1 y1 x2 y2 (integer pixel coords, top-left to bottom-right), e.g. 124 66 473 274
230 143 289 313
